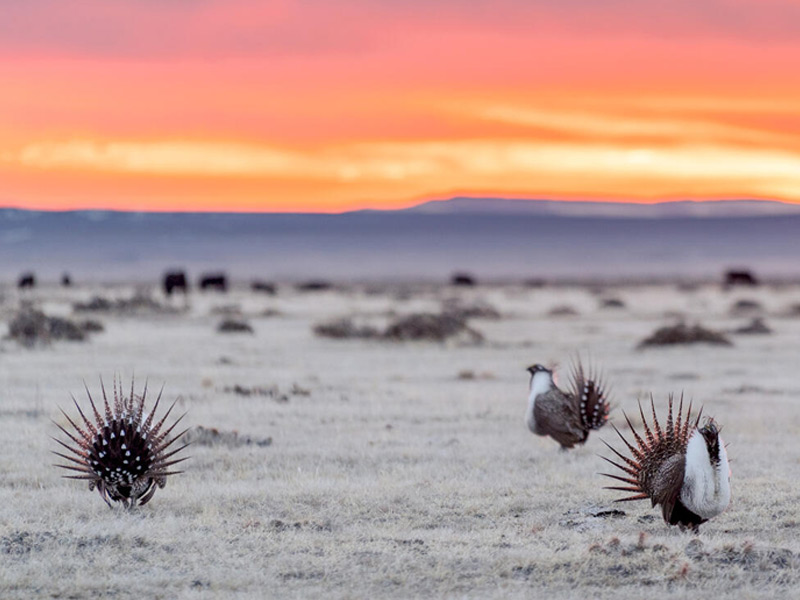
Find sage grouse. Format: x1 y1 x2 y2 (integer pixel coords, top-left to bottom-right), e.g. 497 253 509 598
601 395 731 531
525 362 610 449
53 378 189 508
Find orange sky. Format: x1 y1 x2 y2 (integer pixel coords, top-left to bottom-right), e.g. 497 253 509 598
3 0 800 212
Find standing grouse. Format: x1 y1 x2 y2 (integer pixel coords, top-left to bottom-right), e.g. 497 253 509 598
601 395 731 531
525 361 610 449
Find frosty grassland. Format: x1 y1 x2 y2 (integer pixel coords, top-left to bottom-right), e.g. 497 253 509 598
1 281 800 599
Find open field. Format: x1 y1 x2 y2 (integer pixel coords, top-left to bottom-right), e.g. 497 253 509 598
2 281 800 599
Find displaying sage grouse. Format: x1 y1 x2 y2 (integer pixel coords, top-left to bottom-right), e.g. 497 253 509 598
525 362 610 449
601 395 731 531
53 378 189 508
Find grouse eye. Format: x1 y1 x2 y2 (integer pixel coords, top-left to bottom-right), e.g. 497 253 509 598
700 418 719 440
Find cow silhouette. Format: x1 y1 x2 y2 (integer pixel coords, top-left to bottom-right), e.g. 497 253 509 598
451 272 476 286
61 273 72 287
163 271 188 296
724 270 758 287
296 280 331 292
200 273 228 292
17 272 35 289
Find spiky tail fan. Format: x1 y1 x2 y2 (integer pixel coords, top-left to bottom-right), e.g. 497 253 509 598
53 377 189 508
600 394 701 509
571 361 610 431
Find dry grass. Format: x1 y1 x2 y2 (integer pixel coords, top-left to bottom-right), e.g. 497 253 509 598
217 319 254 334
1 282 800 599
6 308 88 346
638 322 733 348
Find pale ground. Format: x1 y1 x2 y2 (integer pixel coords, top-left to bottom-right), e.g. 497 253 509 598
2 281 800 599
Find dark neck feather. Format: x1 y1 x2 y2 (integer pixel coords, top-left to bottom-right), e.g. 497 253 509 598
705 435 721 465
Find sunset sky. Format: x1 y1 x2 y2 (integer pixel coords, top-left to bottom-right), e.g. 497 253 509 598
2 0 800 212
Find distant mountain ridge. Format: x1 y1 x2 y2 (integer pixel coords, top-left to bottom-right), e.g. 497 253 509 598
403 197 800 218
3 201 800 282
3 197 799 219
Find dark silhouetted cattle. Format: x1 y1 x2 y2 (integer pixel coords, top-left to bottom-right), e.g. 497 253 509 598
296 280 332 292
451 272 476 286
163 271 188 296
18 273 35 289
251 280 277 295
200 273 228 292
61 273 72 287
724 270 758 287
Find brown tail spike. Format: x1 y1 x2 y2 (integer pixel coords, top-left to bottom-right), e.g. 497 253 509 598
638 402 655 448
53 376 189 509
649 396 662 441
600 394 698 513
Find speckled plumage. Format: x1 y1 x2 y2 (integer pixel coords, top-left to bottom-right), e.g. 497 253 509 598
53 378 188 508
526 361 610 449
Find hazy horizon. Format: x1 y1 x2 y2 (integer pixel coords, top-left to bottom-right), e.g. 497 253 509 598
2 206 799 283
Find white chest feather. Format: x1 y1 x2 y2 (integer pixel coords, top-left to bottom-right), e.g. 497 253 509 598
526 372 552 433
680 430 731 519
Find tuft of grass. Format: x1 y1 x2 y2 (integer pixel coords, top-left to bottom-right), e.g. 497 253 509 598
442 298 501 320
732 318 772 335
638 322 732 348
548 305 579 317
383 312 483 343
600 298 626 309
217 319 254 334
74 293 178 315
7 309 87 347
313 318 380 339
314 312 483 343
183 425 272 448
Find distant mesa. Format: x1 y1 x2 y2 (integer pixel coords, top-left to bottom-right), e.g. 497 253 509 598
163 270 188 296
405 197 800 218
200 273 228 293
17 272 35 289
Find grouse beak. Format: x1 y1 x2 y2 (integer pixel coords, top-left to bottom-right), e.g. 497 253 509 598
526 364 550 375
